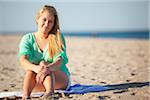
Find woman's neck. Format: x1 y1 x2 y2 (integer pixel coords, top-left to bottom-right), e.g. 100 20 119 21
37 31 48 39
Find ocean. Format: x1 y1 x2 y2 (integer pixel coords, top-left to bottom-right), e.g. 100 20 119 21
0 30 149 39
63 31 149 39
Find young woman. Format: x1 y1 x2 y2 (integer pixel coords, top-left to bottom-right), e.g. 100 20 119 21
18 5 70 99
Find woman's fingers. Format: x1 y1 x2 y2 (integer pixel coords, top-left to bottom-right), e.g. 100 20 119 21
35 71 42 83
36 72 43 84
36 72 41 83
36 67 50 84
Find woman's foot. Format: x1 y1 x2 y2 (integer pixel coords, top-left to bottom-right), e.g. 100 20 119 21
22 96 31 100
40 93 53 100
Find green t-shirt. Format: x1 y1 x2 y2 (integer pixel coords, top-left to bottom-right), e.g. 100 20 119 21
18 32 70 76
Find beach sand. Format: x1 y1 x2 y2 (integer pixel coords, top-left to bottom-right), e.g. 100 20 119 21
0 35 149 100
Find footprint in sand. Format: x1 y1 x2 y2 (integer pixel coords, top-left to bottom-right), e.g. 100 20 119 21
113 89 128 94
3 89 8 92
0 78 4 81
2 67 15 71
98 95 111 99
10 84 16 88
82 64 87 67
99 81 107 84
81 76 86 78
126 80 131 82
131 72 136 76
91 78 96 81
131 92 136 95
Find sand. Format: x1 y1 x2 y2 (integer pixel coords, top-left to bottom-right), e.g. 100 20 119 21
0 35 149 100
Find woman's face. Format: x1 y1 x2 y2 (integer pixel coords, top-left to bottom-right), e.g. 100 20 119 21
37 11 55 35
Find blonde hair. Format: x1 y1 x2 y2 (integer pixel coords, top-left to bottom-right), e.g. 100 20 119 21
36 5 65 58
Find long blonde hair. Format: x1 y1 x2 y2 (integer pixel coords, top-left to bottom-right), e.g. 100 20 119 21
36 5 65 58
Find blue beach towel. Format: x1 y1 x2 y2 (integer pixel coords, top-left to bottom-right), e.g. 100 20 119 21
57 84 110 94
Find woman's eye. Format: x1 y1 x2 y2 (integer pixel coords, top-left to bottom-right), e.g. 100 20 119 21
43 18 46 21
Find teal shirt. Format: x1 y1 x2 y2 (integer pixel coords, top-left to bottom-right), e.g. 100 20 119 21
18 32 70 76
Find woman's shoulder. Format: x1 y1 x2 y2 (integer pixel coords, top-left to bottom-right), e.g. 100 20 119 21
22 32 34 39
21 32 34 43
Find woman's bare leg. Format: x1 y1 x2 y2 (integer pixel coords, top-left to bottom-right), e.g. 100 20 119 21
38 71 69 98
43 75 52 94
54 71 69 90
43 71 69 90
43 72 55 94
31 71 69 99
22 70 36 98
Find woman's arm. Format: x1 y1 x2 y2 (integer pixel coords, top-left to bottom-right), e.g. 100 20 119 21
36 57 63 83
20 55 42 73
47 57 63 71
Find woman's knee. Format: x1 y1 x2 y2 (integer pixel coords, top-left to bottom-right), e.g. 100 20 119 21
54 71 69 89
25 70 36 77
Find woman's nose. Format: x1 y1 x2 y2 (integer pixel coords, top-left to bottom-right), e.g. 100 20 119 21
45 21 49 26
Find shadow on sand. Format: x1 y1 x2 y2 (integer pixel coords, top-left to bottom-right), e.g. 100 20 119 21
104 82 149 91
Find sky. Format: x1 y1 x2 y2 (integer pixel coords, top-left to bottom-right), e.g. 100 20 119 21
0 0 148 33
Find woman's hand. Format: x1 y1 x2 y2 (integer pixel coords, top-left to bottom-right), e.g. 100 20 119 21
36 61 51 84
33 65 44 73
36 67 51 84
33 61 49 73
39 61 48 68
